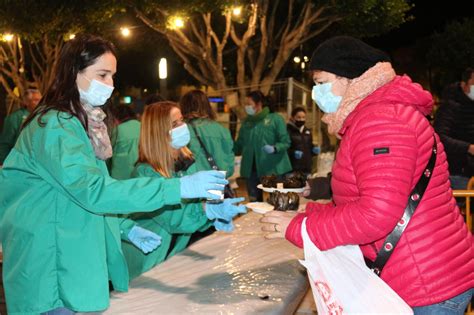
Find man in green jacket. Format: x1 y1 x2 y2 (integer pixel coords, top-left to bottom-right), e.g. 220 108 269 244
234 91 292 201
0 89 41 163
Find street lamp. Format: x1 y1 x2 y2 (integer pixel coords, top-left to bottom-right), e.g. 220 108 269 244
159 58 168 99
232 6 242 16
169 16 185 29
159 58 167 79
293 56 301 64
120 27 131 37
2 33 14 42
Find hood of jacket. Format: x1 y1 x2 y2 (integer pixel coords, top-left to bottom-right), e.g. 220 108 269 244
341 75 434 135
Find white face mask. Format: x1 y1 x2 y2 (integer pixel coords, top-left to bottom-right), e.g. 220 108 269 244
79 75 114 107
468 85 474 101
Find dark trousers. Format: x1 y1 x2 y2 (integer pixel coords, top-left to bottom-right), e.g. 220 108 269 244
247 170 263 202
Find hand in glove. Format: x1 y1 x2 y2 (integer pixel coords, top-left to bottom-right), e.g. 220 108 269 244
262 144 276 154
206 197 247 232
294 150 303 159
180 170 228 199
128 225 162 254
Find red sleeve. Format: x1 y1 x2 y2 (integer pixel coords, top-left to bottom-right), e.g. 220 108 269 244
304 111 422 250
285 202 334 247
285 212 307 247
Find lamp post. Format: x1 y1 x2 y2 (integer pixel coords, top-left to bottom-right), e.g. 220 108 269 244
159 58 168 99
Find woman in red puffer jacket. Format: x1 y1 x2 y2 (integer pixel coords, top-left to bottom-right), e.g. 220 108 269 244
261 36 473 314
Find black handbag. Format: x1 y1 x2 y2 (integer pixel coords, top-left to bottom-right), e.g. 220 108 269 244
189 122 236 199
367 135 437 276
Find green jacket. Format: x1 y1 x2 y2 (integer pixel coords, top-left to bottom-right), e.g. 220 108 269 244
0 107 29 163
122 162 212 279
109 119 141 179
0 111 181 314
234 107 292 177
187 118 235 177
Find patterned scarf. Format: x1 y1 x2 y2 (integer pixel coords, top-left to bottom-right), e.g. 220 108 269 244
82 103 113 160
322 62 396 138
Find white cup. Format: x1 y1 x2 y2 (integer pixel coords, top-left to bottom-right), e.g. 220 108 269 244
207 170 226 203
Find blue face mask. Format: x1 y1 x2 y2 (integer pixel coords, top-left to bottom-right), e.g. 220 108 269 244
245 105 256 116
312 82 342 113
170 123 190 149
79 75 114 107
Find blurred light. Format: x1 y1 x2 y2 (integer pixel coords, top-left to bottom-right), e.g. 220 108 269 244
159 58 167 79
2 33 14 42
303 56 309 62
123 96 132 104
232 6 242 16
171 17 185 29
293 56 301 64
120 27 131 37
69 34 76 40
143 88 148 93
209 97 224 103
301 62 306 70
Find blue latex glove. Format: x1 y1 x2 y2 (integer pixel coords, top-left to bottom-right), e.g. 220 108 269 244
206 197 247 232
262 144 276 154
127 225 162 254
180 170 228 199
294 150 303 159
312 146 321 155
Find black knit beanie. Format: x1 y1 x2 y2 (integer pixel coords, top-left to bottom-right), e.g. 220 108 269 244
309 36 390 79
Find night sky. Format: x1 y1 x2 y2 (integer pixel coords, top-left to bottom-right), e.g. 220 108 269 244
113 1 474 93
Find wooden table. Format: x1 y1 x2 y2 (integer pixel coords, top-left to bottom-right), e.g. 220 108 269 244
91 211 308 314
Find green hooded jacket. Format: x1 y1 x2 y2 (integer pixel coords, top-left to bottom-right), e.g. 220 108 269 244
234 107 292 177
109 119 141 179
0 111 181 314
122 162 212 279
0 107 29 163
187 118 235 177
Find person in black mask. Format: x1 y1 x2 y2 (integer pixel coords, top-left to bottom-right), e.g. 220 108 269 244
287 106 319 176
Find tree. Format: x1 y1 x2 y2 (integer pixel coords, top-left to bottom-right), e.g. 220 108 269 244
427 18 474 95
126 0 411 101
0 0 118 114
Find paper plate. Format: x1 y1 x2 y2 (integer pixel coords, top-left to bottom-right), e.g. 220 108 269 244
245 202 274 214
257 184 305 193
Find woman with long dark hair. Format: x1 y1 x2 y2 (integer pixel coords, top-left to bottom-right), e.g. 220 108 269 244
0 34 226 314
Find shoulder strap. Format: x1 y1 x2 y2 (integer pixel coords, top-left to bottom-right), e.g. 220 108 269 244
189 122 219 170
371 134 437 276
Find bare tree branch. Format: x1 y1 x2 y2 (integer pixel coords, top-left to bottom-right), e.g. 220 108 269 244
251 0 269 86
169 41 214 87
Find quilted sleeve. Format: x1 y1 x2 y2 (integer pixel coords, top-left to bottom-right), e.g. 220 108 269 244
304 110 422 250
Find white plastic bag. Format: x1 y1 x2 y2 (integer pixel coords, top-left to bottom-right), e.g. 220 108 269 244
299 219 413 315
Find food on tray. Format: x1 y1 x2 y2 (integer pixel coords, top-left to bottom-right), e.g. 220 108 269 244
267 191 299 211
260 175 278 188
282 171 306 188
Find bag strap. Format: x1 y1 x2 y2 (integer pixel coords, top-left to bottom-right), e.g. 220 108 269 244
371 134 437 276
189 122 219 170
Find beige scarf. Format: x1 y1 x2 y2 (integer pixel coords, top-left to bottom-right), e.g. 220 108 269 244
82 103 112 160
322 62 396 137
